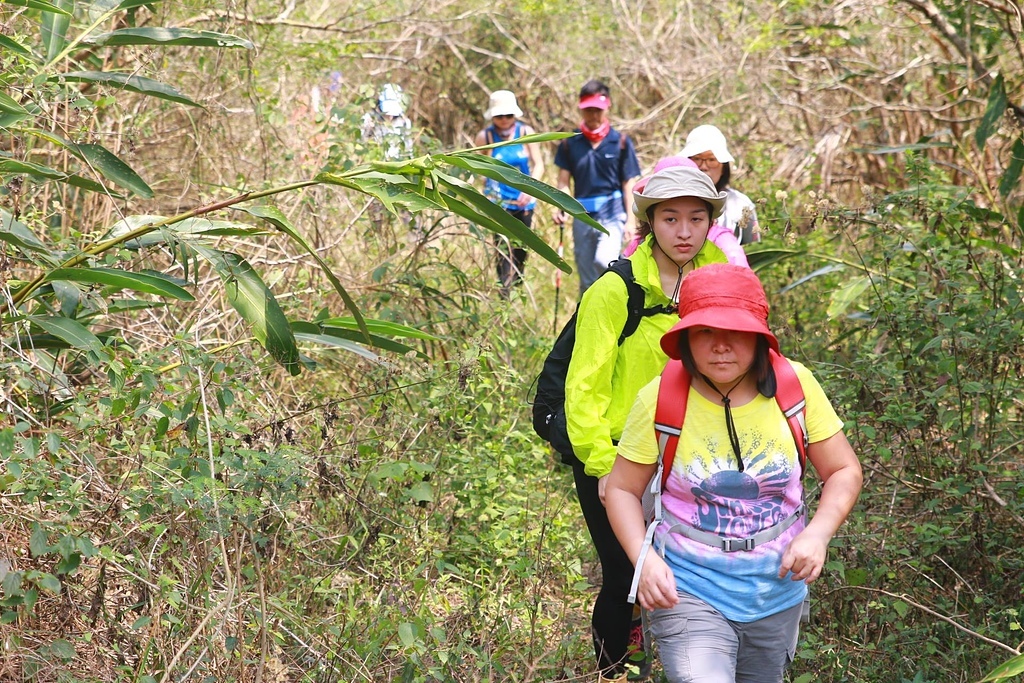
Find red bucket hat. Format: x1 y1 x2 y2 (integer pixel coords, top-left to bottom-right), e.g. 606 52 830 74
660 263 779 358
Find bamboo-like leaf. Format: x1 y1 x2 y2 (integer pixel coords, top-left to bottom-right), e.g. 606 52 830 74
40 0 73 62
0 91 30 116
82 27 254 49
436 171 571 272
976 74 1007 151
114 0 161 9
28 315 104 353
342 174 449 214
316 316 438 341
778 264 847 294
59 71 202 107
745 247 808 272
202 248 300 376
467 130 574 153
439 151 605 233
17 129 152 197
75 143 153 198
0 158 123 195
1 208 50 254
826 275 872 319
44 267 194 301
2 0 73 16
999 136 1024 198
977 653 1024 682
292 330 380 362
238 204 369 342
0 35 33 58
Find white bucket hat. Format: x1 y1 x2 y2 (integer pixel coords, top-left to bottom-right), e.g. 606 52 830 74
632 165 727 220
484 90 524 119
679 124 735 164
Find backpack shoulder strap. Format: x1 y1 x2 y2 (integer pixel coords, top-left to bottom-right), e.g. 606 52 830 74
628 360 690 604
605 260 643 346
485 127 494 146
619 132 627 151
605 259 675 346
655 360 691 487
769 349 809 478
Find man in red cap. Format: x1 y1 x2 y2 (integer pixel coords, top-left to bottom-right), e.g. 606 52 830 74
554 79 642 295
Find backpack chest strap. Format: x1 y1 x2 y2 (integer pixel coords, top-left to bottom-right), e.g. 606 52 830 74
662 504 805 553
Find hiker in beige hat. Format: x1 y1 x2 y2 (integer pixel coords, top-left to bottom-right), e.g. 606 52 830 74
474 90 545 298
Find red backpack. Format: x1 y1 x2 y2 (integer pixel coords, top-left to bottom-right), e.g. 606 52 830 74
628 349 810 604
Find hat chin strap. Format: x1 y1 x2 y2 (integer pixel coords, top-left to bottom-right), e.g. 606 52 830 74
652 234 708 304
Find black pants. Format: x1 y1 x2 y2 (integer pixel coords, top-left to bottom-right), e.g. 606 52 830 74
495 208 531 297
571 455 635 675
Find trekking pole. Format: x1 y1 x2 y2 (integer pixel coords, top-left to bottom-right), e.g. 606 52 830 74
553 220 564 337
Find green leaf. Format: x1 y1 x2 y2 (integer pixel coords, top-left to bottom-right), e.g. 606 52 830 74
75 143 153 198
1 208 52 255
0 158 123 196
439 150 605 233
36 573 61 594
238 204 370 343
40 0 73 62
0 35 33 58
29 525 50 557
44 267 195 301
745 247 808 272
976 74 1007 151
1 0 73 16
398 622 418 648
27 315 104 353
82 27 254 49
315 316 437 341
59 71 203 108
999 137 1024 198
978 653 1024 682
0 91 30 117
435 171 571 273
203 249 300 376
407 481 433 503
292 323 420 358
827 275 872 319
292 331 380 362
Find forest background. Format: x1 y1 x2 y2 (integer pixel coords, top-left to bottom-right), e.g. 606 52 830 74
1 0 1023 681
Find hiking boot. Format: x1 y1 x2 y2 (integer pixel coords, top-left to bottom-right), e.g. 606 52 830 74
626 615 652 681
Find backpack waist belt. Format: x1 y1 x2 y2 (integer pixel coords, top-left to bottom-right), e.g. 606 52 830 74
577 191 622 213
662 504 804 553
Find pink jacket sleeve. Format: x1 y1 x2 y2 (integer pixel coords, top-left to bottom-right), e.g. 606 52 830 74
708 224 749 268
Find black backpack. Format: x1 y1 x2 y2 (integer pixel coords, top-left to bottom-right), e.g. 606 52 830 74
532 259 675 464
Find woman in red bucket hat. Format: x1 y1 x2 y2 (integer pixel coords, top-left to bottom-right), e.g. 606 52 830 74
605 264 863 683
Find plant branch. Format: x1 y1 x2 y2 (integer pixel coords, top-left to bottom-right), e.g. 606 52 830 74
898 0 1024 127
836 586 1021 656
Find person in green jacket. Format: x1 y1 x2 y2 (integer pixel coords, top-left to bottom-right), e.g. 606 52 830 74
564 165 736 682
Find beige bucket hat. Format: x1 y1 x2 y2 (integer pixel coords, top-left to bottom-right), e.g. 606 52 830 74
632 165 727 221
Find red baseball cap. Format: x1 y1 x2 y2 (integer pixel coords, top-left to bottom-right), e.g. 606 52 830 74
660 263 779 357
578 93 610 110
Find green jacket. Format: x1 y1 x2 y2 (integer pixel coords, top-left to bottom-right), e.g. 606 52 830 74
564 237 728 478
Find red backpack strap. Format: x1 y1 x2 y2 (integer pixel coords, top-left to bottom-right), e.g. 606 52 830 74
655 360 691 487
769 349 809 478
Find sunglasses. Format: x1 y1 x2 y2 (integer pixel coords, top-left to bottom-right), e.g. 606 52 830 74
493 114 515 120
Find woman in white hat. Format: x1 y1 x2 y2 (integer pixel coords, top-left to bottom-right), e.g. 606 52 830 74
473 90 545 298
680 125 760 245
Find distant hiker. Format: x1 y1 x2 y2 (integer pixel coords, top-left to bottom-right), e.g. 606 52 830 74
473 90 545 298
361 83 414 162
563 166 736 682
605 264 863 683
554 79 642 295
681 125 760 245
361 83 415 232
624 156 748 267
